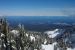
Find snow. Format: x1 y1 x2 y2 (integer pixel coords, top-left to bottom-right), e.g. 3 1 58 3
10 30 19 37
1 33 5 37
26 33 28 37
10 30 19 34
34 49 37 50
42 42 57 50
30 35 35 41
44 29 59 38
44 39 47 44
42 44 53 50
11 40 15 42
42 42 75 50
67 46 75 50
49 32 59 38
3 44 6 47
11 30 19 34
12 46 16 50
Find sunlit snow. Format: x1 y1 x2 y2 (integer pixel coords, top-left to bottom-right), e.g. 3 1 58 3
30 35 35 41
42 42 57 50
67 48 75 50
44 29 59 38
10 30 19 37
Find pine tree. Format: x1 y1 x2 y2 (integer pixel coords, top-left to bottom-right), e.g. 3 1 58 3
2 18 9 50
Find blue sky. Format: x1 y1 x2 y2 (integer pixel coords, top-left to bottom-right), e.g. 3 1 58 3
0 0 75 16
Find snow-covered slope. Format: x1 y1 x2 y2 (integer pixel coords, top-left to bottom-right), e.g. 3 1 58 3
44 29 59 38
67 48 75 50
9 29 75 50
42 44 75 50
42 42 57 50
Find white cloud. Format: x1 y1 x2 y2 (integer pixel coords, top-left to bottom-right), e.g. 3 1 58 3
62 8 75 16
0 8 73 16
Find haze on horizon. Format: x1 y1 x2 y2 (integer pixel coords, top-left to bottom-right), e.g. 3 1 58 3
0 0 75 16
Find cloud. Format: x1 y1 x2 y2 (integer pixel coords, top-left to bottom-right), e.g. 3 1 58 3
62 8 75 16
0 8 71 16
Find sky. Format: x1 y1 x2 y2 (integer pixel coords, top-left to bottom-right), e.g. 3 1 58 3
0 0 75 16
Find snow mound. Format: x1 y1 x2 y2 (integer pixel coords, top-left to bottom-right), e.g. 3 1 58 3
67 48 75 50
42 42 57 50
10 30 19 37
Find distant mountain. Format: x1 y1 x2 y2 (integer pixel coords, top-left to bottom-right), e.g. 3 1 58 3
6 16 75 32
